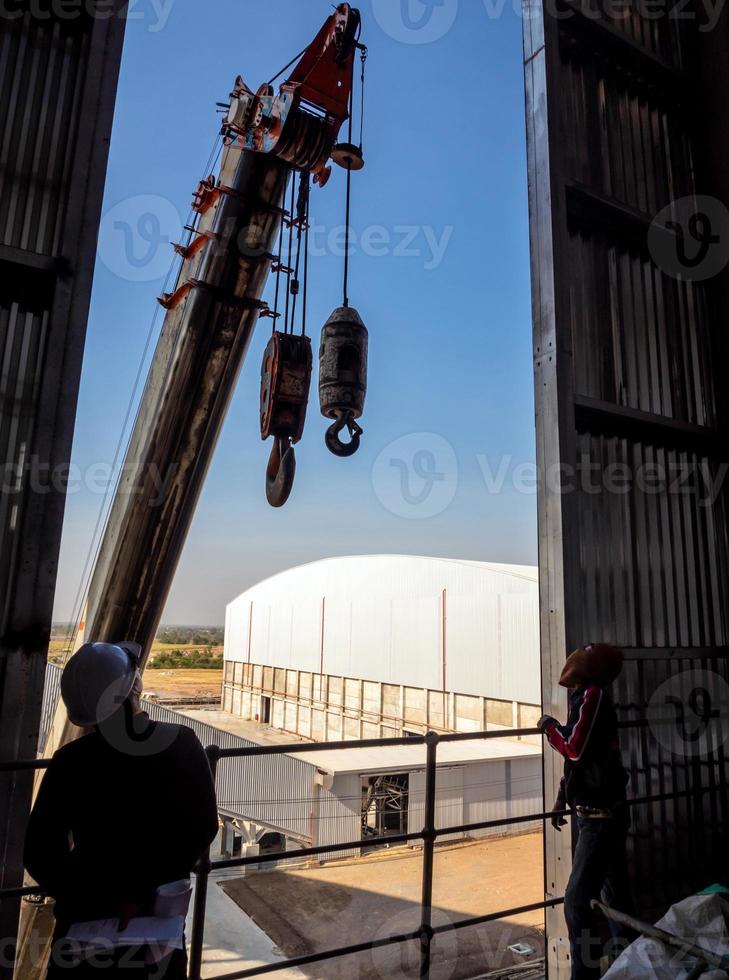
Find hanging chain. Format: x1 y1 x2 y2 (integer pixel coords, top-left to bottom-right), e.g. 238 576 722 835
342 53 356 309
290 170 311 337
342 46 367 309
270 179 288 335
359 45 368 151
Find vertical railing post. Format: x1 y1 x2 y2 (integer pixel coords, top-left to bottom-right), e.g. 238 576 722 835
188 745 220 980
419 731 439 979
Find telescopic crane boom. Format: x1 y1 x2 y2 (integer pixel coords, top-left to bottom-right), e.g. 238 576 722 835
42 2 364 774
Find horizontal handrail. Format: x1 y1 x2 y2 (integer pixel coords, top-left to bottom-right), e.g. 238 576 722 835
4 720 725 980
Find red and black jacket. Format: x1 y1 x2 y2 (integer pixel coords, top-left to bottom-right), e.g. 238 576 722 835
544 684 628 809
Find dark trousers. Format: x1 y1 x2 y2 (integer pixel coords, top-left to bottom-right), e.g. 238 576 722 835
564 809 635 980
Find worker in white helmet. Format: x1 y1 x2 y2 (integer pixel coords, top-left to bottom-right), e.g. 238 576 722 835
24 642 219 979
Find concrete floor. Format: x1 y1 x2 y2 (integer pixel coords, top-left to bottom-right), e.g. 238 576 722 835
221 834 546 980
187 870 305 979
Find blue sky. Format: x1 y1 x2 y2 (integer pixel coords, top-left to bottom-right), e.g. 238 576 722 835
53 0 537 627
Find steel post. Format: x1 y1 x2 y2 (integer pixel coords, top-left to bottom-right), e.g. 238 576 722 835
419 732 439 979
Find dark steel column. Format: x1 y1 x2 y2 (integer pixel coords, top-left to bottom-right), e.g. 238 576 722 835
418 732 439 979
0 4 126 971
523 3 729 976
188 747 220 980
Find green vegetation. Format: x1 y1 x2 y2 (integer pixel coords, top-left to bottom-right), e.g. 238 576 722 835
48 625 225 667
156 626 224 646
148 648 224 670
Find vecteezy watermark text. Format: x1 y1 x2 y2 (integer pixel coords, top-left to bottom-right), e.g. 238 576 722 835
0 0 176 33
97 190 455 282
1 456 179 507
369 0 726 45
372 435 729 519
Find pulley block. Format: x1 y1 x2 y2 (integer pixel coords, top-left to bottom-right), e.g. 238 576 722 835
260 331 313 506
331 142 365 171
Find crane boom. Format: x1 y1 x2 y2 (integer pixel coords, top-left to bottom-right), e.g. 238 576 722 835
17 11 363 975
73 2 360 698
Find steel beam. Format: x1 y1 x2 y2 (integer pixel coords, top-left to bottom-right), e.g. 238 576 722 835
0 5 126 973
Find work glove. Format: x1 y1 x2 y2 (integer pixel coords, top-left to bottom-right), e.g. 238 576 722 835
551 794 568 831
536 714 556 733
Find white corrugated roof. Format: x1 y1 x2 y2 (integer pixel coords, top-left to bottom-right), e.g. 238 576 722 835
224 555 541 705
181 709 541 776
300 737 541 776
229 555 538 600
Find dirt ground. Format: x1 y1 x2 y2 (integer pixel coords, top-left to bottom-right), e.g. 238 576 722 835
141 669 223 700
221 833 545 980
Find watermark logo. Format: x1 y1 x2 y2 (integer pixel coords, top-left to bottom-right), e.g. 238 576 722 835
648 196 729 282
0 0 176 33
372 433 458 519
647 668 729 759
98 194 182 282
370 0 459 44
371 908 458 979
97 699 183 758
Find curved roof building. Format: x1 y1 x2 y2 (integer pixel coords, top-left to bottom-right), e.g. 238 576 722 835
224 555 540 707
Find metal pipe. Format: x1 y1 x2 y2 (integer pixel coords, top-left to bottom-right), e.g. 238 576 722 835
188 746 220 980
419 732 439 980
591 901 729 972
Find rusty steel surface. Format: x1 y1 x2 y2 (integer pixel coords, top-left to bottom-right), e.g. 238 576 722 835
523 1 729 975
80 149 291 667
260 331 313 442
318 305 368 421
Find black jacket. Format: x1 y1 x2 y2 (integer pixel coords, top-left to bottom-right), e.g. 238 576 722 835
24 712 218 930
544 684 628 808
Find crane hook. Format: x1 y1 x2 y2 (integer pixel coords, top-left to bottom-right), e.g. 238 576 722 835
266 435 297 508
325 411 363 458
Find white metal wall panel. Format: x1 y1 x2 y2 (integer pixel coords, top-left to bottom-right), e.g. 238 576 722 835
508 757 543 833
316 773 361 861
249 602 271 666
144 702 316 843
390 596 441 690
291 600 321 672
463 759 542 840
226 557 540 704
322 597 352 676
349 595 391 679
498 595 541 704
224 601 249 664
268 602 293 667
445 594 501 699
409 767 465 844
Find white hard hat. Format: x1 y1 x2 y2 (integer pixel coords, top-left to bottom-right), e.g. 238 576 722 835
61 641 142 728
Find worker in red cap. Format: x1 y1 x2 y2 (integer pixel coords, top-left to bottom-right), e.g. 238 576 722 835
537 643 635 980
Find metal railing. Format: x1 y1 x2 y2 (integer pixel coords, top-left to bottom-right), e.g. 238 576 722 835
189 727 557 980
1 722 722 980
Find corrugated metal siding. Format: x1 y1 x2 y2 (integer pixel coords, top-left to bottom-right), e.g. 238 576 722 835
524 2 729 953
36 667 319 841
317 773 361 861
0 13 89 255
225 557 539 703
409 766 464 844
38 662 62 753
144 702 317 843
0 300 49 628
575 434 729 649
409 758 541 844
